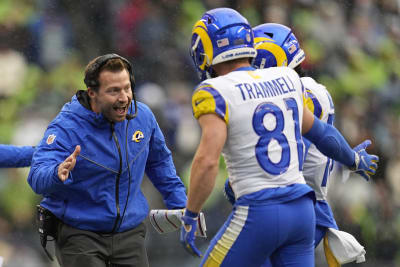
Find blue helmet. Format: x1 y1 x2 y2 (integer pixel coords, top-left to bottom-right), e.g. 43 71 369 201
190 8 257 80
252 23 305 69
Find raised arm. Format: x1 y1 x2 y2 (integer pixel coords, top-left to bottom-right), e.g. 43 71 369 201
302 106 378 180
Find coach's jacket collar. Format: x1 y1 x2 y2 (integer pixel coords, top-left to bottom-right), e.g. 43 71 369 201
62 90 110 128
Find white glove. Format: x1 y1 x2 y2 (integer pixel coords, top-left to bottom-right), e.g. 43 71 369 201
149 209 207 238
324 228 366 265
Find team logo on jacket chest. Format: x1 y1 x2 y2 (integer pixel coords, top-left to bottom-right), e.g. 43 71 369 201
46 134 56 145
132 131 144 142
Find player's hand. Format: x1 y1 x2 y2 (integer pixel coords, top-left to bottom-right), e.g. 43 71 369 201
352 140 379 181
353 140 371 153
223 178 235 205
58 145 81 182
180 209 202 257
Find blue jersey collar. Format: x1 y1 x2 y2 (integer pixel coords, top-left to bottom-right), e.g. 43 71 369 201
233 66 256 71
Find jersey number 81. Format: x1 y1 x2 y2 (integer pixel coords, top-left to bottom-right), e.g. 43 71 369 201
252 97 303 175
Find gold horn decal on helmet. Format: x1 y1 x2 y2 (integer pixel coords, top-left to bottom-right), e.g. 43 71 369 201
254 37 288 67
192 20 214 70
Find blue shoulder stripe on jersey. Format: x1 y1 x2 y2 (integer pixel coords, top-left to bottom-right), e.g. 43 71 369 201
326 91 334 109
194 83 212 91
306 90 322 118
202 86 227 120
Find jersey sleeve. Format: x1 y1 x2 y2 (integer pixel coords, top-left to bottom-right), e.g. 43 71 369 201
192 84 229 124
297 73 307 108
304 89 324 119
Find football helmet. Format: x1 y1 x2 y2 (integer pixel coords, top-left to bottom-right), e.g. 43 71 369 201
190 8 257 80
252 23 305 69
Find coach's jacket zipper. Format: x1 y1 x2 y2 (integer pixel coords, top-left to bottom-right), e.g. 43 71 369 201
110 122 123 233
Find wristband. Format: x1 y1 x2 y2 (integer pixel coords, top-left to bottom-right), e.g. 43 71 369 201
184 209 199 218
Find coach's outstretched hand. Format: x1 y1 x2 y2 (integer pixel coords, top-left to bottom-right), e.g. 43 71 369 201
58 145 81 182
180 209 202 257
352 140 379 181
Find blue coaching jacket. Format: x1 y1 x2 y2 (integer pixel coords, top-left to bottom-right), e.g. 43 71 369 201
28 92 187 233
0 145 35 168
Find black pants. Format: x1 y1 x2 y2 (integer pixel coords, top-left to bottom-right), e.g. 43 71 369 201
55 222 149 267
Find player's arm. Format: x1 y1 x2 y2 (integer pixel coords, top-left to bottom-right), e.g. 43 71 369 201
186 113 227 213
302 106 378 179
181 84 228 257
180 113 226 257
302 106 316 134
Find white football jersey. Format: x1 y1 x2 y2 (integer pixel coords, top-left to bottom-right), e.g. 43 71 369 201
192 67 306 198
302 77 335 201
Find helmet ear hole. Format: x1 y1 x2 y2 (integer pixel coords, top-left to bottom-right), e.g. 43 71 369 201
198 54 204 64
265 32 274 38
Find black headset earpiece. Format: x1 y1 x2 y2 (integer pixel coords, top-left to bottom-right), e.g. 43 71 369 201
84 53 137 120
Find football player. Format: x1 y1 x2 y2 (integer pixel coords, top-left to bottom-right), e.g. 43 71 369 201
225 23 371 267
180 8 378 267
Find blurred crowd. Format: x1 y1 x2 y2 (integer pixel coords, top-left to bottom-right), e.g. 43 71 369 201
0 0 399 266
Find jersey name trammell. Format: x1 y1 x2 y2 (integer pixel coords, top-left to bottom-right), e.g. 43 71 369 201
235 75 296 101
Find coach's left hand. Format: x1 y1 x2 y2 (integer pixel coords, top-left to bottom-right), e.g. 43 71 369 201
58 145 81 181
180 209 202 257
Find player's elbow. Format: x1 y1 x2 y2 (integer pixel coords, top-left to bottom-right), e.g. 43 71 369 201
194 154 219 171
